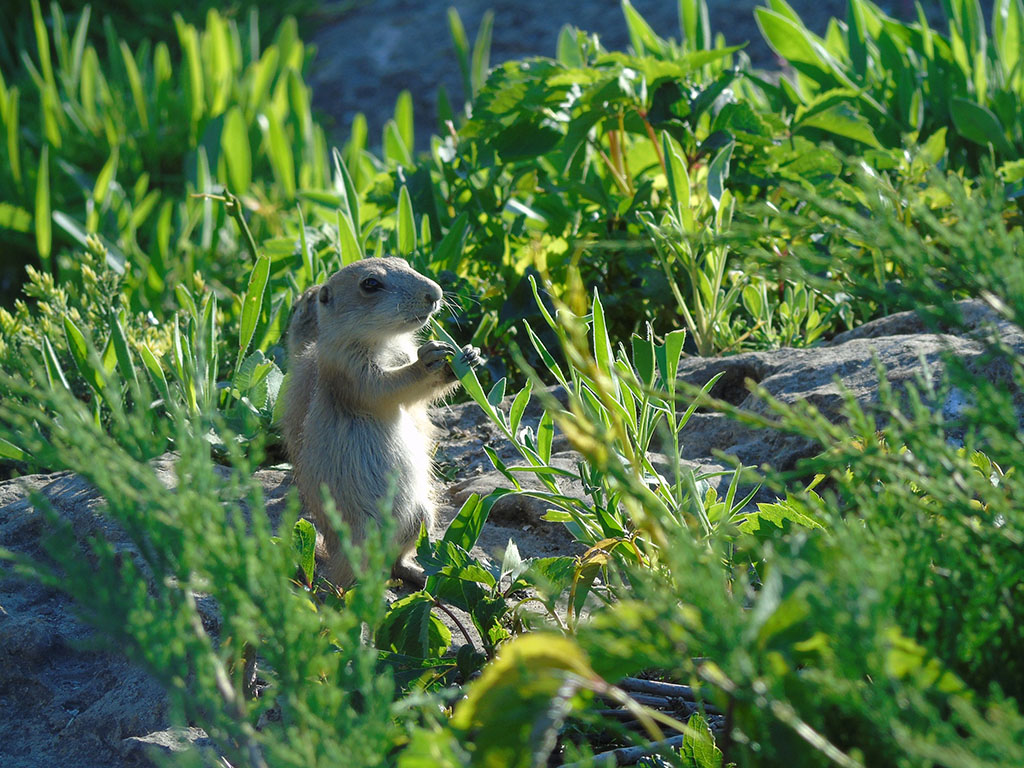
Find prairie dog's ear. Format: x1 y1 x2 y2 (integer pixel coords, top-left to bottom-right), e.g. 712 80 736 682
319 285 331 304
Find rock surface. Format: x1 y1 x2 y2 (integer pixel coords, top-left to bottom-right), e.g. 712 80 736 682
2 300 1020 765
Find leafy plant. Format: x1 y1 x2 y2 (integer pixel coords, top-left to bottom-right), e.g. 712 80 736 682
755 0 1024 169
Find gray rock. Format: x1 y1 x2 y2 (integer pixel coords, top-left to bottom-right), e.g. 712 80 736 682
673 300 1023 470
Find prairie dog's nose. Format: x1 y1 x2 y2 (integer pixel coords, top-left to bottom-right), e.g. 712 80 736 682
425 282 443 304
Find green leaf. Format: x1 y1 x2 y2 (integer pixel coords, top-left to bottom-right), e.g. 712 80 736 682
238 254 270 365
486 377 506 409
556 26 584 67
41 335 70 391
35 144 51 267
433 212 469 272
221 106 252 194
396 185 416 255
537 410 554 463
383 120 412 167
332 146 361 232
622 0 665 56
994 0 1024 79
492 121 562 162
63 315 106 396
680 712 723 768
592 291 615 380
5 86 21 186
470 10 493 97
174 15 204 138
292 518 317 586
431 319 499 424
662 132 692 230
0 437 28 461
30 0 56 93
91 148 118 220
139 343 171 405
451 634 593 766
655 328 687 390
706 140 733 211
630 329 656 387
755 8 846 91
376 593 451 658
260 111 295 198
448 7 472 99
509 379 534 436
679 0 711 50
395 89 414 153
119 41 148 132
441 493 496 554
739 495 826 536
109 310 139 391
796 95 882 148
337 208 363 265
950 98 1015 156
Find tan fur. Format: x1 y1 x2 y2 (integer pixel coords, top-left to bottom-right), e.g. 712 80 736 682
281 257 462 587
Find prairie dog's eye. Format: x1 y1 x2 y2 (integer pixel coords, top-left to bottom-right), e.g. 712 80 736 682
318 285 331 304
360 277 383 293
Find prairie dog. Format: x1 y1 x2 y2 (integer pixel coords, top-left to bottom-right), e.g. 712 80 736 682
281 257 479 587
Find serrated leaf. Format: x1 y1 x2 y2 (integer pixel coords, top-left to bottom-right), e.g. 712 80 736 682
739 496 826 535
681 711 723 768
376 593 451 658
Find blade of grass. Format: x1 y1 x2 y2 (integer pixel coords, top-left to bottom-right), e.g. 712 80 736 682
35 144 51 270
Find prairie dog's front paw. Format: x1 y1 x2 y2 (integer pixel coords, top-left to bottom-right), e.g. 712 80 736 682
418 341 456 372
458 345 484 369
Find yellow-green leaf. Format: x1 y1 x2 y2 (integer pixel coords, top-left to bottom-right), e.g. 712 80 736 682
221 106 252 193
35 144 51 266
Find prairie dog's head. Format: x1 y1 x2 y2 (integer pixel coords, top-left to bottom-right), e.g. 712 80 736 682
315 257 443 350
